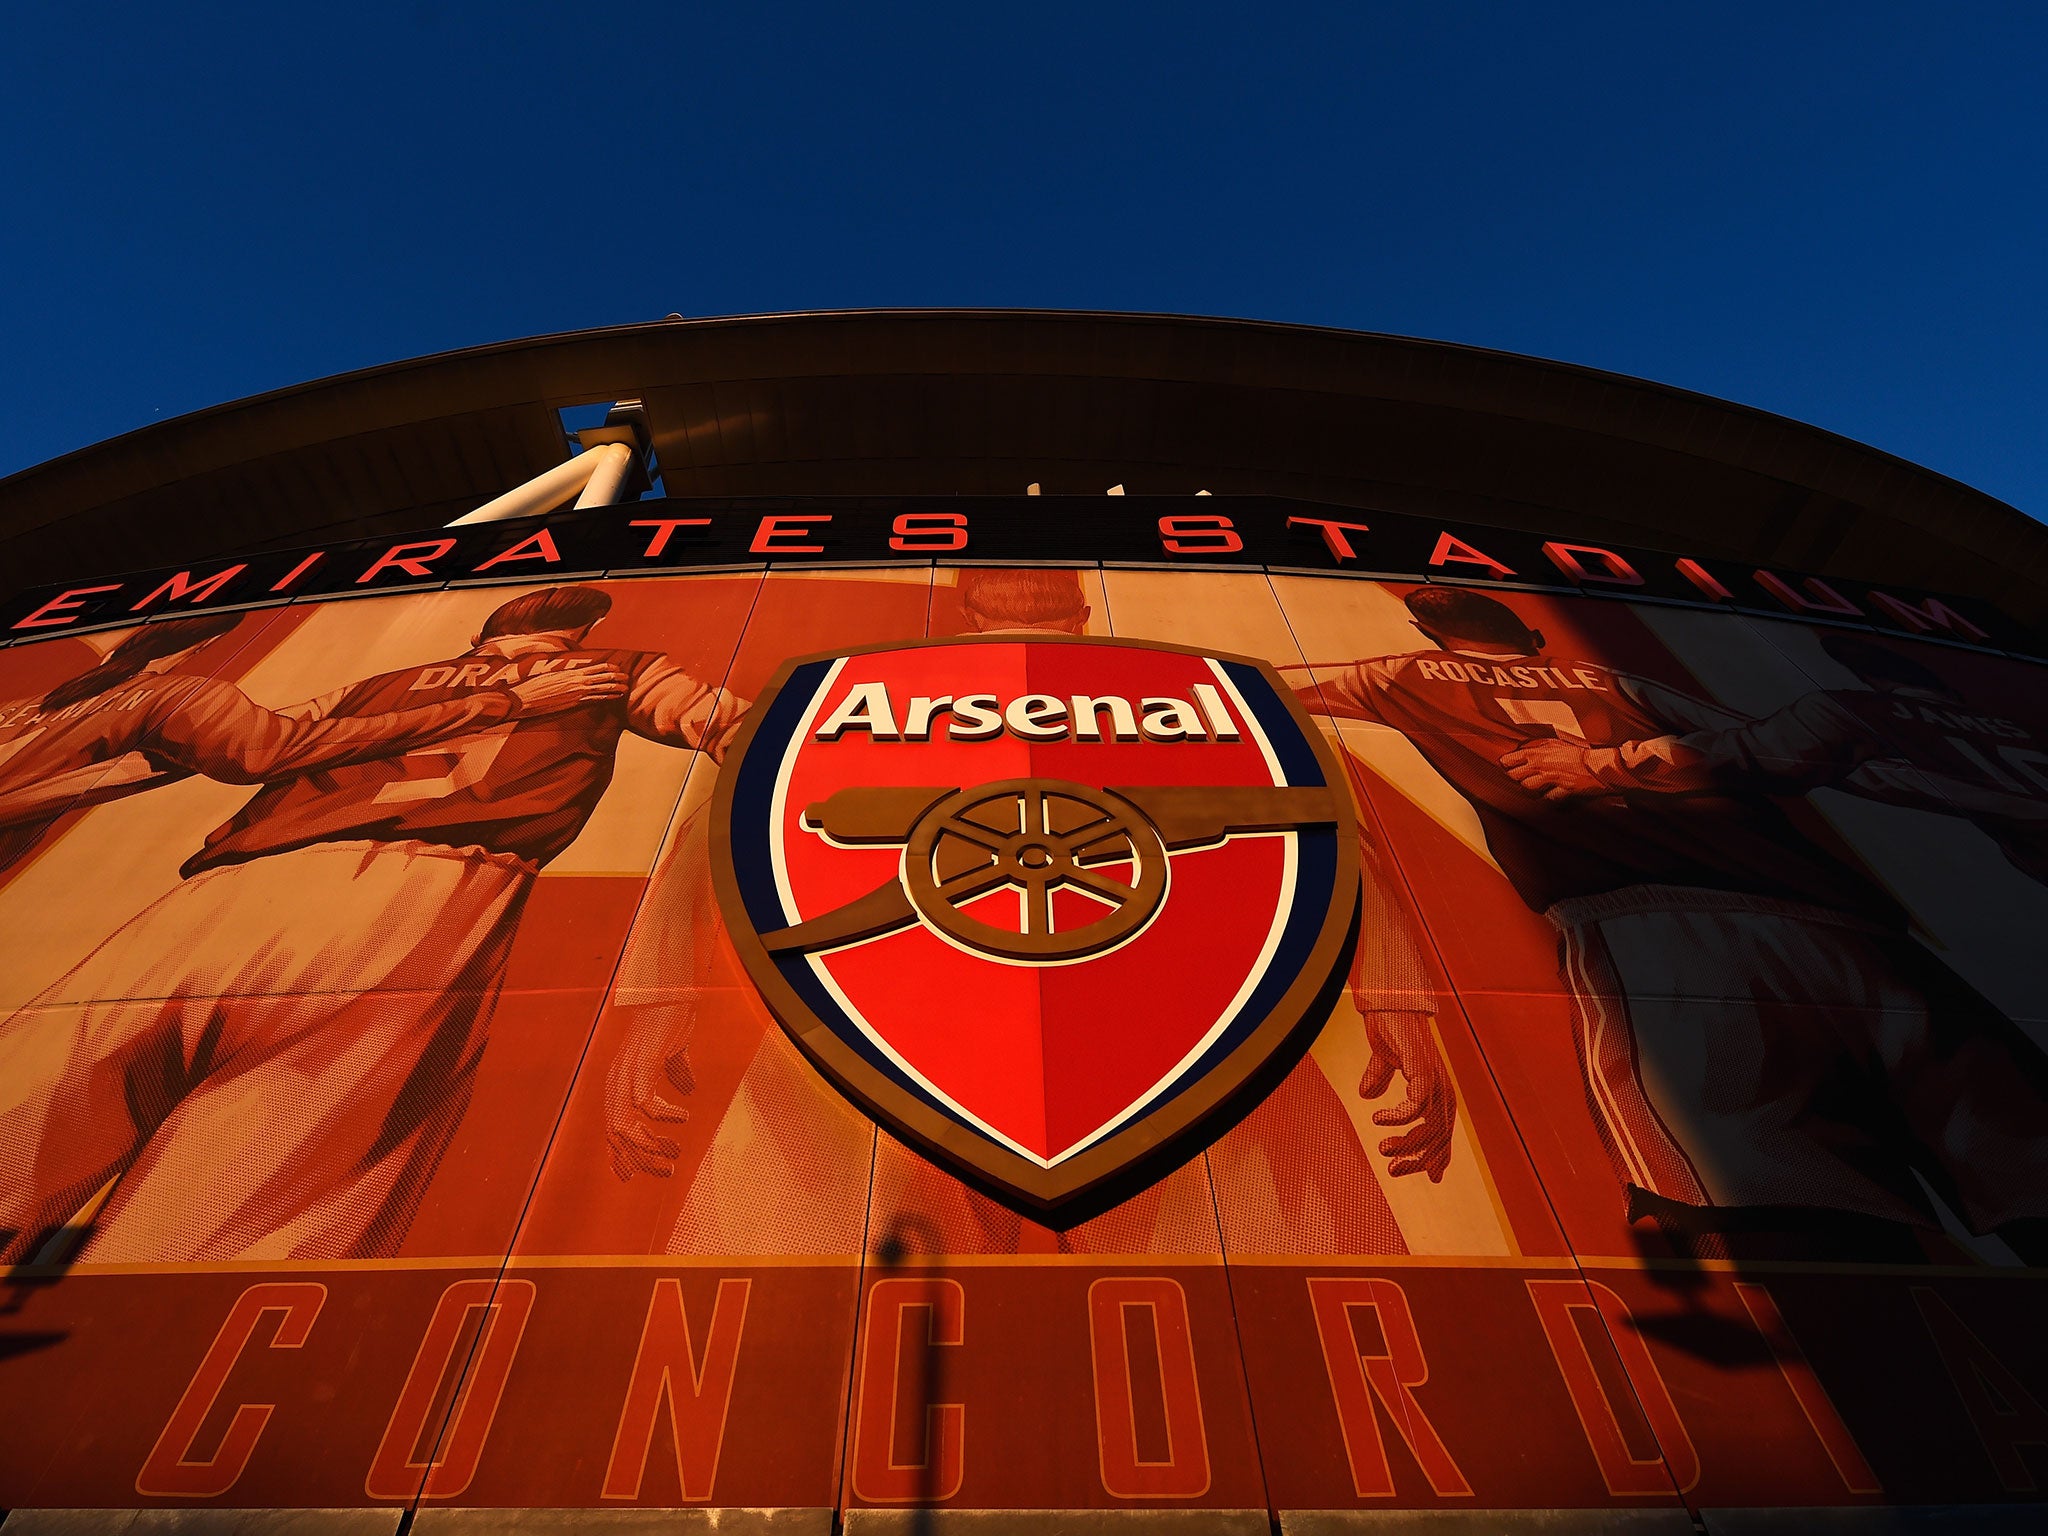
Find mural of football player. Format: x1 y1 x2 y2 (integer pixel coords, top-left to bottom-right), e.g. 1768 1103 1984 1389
600 570 1124 1255
864 569 1226 1255
1499 630 2048 888
1081 568 1463 1258
0 585 742 1265
1284 585 2048 1261
0 613 624 874
594 575 943 1258
603 568 1461 1260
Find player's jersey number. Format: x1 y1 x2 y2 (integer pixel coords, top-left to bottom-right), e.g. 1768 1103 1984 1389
1495 698 1589 743
373 729 512 805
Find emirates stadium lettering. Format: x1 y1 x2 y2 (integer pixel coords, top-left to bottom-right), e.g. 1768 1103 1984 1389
3 495 2026 656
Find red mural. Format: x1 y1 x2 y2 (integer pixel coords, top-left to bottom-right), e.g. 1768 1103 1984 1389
0 564 2043 1519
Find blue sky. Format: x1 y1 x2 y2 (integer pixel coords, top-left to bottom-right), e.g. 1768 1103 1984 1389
2 3 2044 517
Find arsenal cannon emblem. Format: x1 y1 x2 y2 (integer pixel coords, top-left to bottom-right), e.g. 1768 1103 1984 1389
712 636 1360 1212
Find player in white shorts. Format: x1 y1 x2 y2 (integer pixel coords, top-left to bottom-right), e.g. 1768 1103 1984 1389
1289 585 2048 1262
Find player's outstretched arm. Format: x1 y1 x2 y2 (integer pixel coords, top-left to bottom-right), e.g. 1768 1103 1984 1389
506 665 633 716
150 666 628 783
1494 670 1753 801
1280 661 1383 724
1501 739 1614 799
1501 735 1717 799
1679 690 1874 791
603 802 725 1180
1599 682 1883 798
1848 759 2048 820
1359 1010 1456 1181
0 753 182 829
624 657 752 758
605 1004 697 1180
1351 827 1455 1180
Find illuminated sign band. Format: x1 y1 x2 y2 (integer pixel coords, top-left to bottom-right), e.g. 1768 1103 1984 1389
2 494 2030 658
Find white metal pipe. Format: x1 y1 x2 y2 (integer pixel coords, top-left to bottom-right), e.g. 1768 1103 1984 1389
572 441 636 509
447 453 602 526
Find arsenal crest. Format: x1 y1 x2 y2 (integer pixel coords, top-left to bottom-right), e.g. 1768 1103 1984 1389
711 636 1359 1212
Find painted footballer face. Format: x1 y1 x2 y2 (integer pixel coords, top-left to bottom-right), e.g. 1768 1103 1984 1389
713 634 1360 1212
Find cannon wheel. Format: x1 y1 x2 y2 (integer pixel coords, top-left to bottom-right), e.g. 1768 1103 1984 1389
903 778 1168 962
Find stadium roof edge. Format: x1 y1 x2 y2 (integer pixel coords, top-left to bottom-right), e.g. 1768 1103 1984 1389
3 309 2043 622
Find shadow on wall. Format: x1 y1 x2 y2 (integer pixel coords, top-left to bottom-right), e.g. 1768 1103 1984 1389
1621 1192 1935 1368
0 1219 93 1364
875 1213 947 1534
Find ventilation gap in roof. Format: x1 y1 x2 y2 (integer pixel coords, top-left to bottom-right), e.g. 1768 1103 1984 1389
556 402 614 444
554 400 659 502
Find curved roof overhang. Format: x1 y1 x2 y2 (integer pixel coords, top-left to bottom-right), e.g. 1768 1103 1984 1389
2 309 2043 623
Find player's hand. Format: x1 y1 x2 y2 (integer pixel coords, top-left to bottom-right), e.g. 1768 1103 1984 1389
508 664 630 717
1359 1011 1456 1181
604 1015 696 1180
1501 739 1605 800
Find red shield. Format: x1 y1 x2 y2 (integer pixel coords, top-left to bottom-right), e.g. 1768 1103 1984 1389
712 636 1358 1211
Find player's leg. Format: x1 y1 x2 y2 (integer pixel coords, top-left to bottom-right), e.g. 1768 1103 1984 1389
0 860 374 1261
1877 941 2048 1258
67 840 531 1006
1556 908 1714 1213
0 858 345 1260
85 985 497 1262
0 998 183 1262
1562 895 1936 1233
83 845 530 1263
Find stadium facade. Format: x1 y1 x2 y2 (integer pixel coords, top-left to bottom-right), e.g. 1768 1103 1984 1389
0 311 2044 1535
